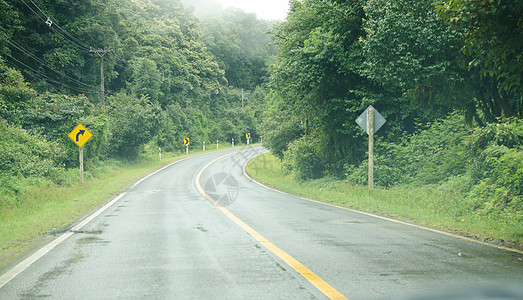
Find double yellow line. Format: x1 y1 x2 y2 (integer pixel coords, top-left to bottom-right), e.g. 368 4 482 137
195 149 348 300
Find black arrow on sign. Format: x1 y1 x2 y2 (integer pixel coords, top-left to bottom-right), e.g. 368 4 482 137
76 129 85 142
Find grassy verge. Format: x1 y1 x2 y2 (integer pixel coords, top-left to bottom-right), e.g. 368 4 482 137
246 152 523 250
0 146 234 271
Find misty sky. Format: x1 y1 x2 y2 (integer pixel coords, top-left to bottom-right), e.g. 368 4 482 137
212 0 289 20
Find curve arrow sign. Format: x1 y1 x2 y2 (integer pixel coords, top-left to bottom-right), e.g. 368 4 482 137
76 129 85 142
68 123 93 147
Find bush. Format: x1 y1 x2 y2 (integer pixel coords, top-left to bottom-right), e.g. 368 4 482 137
347 112 471 187
0 120 65 178
282 133 327 180
493 149 523 196
107 93 160 158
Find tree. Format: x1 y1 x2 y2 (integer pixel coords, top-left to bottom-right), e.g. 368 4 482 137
266 0 380 175
437 0 523 98
199 8 275 89
107 93 160 158
362 0 472 118
127 57 162 102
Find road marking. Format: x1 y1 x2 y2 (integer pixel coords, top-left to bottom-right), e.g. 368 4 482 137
195 149 348 300
0 151 212 289
0 192 125 290
243 152 523 256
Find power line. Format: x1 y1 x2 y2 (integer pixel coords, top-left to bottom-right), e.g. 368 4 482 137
3 53 98 94
0 33 98 90
20 0 91 52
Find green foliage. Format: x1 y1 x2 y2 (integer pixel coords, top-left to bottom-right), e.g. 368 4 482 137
492 149 523 197
363 0 466 113
345 113 522 239
282 133 327 180
199 8 275 89
437 0 523 97
347 113 471 187
0 65 37 125
465 118 523 217
106 93 160 158
265 0 377 175
127 57 162 102
0 120 64 178
261 92 304 159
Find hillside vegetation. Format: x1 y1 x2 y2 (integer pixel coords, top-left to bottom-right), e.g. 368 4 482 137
0 0 522 251
262 0 522 244
1 0 272 205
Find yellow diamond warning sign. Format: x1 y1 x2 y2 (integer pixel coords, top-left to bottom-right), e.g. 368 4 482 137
68 123 93 147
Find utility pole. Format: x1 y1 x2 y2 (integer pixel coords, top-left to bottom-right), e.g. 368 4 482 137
90 47 112 106
241 88 251 110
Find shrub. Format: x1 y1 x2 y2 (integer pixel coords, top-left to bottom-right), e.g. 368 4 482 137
107 94 160 158
0 120 65 178
282 133 327 180
347 112 471 187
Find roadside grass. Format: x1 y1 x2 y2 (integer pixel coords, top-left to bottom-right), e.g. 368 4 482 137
0 146 235 272
247 152 523 249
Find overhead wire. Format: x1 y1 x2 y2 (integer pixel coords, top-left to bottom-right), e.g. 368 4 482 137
1 1 104 94
20 0 91 52
3 52 98 94
0 33 98 90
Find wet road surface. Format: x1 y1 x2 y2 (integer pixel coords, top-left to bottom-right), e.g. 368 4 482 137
0 146 522 299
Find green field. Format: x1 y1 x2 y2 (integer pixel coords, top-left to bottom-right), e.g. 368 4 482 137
246 152 523 251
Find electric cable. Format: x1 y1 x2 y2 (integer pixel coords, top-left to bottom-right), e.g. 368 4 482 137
0 33 98 90
20 0 91 52
3 53 98 94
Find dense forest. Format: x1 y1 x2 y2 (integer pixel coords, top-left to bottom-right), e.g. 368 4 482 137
1 0 273 197
1 0 522 234
263 0 522 232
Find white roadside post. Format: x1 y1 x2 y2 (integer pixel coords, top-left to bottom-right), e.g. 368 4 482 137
203 141 205 152
184 138 190 155
232 138 235 147
159 147 161 160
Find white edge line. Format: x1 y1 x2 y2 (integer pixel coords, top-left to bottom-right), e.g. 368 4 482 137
0 151 216 289
243 151 523 256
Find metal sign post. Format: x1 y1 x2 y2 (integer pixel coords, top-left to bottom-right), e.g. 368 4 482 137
355 105 386 190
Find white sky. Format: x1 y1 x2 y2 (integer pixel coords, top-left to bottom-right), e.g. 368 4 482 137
213 0 289 20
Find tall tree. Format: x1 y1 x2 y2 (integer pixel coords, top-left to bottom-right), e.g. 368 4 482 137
437 0 523 98
266 0 375 177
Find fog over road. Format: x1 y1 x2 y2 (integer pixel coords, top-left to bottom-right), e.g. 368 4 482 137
1 146 522 299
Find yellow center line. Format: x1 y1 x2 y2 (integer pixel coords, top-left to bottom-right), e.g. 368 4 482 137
195 148 348 300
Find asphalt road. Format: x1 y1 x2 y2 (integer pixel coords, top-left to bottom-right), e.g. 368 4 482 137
1 146 522 299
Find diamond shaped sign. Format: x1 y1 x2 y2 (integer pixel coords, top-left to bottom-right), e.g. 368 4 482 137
355 105 386 135
68 123 93 147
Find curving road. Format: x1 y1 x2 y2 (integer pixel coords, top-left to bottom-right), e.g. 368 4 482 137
1 146 522 299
